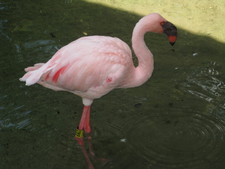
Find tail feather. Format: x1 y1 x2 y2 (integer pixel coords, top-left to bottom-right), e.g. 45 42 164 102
20 71 43 86
24 63 44 72
20 63 55 86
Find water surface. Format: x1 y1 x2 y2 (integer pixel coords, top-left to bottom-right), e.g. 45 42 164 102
1 0 225 169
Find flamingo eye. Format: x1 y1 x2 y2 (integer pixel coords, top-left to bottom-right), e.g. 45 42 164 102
160 21 166 26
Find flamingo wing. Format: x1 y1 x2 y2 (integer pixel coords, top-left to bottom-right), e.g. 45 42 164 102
20 36 133 98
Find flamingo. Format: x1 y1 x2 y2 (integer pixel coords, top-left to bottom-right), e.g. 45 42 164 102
20 13 177 168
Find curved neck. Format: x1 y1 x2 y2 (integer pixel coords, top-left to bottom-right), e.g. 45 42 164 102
123 16 155 88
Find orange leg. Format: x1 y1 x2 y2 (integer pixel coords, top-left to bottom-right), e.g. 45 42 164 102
75 106 94 169
78 106 91 133
75 106 109 169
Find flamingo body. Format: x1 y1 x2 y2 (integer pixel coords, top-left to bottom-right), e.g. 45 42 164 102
20 13 177 131
20 13 177 169
20 36 135 103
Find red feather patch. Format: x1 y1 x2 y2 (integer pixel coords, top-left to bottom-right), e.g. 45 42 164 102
52 65 68 83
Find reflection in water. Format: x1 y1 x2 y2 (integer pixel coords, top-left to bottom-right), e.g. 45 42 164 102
75 133 110 169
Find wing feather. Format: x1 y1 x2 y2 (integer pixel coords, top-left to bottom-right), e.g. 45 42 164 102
20 36 133 97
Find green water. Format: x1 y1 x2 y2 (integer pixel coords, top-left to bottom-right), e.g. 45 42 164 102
1 0 225 169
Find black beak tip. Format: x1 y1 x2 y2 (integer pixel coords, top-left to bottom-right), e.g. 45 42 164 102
170 42 175 46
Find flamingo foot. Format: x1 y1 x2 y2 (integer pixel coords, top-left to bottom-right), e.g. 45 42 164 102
75 137 95 169
87 134 111 164
75 106 110 168
75 133 110 169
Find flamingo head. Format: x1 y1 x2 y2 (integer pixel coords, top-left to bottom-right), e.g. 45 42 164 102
160 21 177 46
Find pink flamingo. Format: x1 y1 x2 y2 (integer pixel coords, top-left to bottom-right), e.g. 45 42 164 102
20 13 177 168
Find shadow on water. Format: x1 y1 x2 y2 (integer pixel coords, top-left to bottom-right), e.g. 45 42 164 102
0 0 225 169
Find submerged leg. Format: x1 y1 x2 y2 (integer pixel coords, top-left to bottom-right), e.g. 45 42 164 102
87 133 110 165
75 104 109 168
75 105 94 169
77 106 99 159
76 137 95 169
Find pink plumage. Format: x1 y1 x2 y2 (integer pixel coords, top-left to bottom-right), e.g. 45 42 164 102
20 36 134 101
20 12 177 130
20 13 177 168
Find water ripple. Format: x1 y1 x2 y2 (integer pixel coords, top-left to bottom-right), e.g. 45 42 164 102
182 61 225 110
123 111 225 169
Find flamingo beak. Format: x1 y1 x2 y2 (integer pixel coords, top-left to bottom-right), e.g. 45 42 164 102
161 21 177 46
168 36 176 46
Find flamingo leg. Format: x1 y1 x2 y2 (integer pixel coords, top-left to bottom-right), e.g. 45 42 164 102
75 106 109 168
87 134 96 157
75 105 94 169
78 105 91 133
86 134 111 164
75 137 95 169
77 106 98 159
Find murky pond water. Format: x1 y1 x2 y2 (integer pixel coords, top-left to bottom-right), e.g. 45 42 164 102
1 0 225 169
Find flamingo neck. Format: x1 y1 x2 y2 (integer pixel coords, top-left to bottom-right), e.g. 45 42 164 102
124 16 156 88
